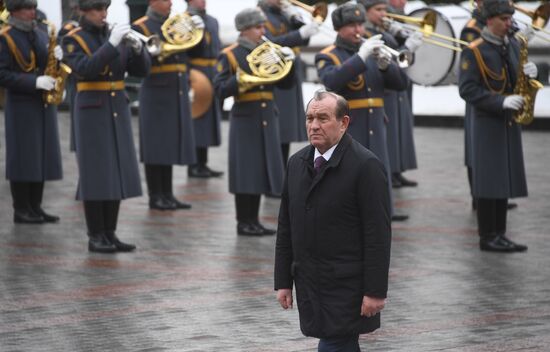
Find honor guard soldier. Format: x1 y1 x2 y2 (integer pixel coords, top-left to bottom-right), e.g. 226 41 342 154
458 0 535 252
63 0 151 253
214 8 295 236
0 0 63 224
58 0 80 153
132 0 201 210
258 0 320 166
360 0 421 191
185 0 224 179
315 2 408 221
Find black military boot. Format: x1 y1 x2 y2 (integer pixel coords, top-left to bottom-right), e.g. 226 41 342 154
88 233 117 253
105 232 136 252
14 209 44 224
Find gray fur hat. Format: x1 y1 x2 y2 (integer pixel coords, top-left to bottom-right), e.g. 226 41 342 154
5 0 37 11
78 0 111 11
482 0 514 18
332 2 366 30
359 0 388 10
234 7 266 31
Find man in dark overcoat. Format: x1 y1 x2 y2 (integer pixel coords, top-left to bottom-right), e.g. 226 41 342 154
315 2 408 220
0 0 63 224
214 7 295 236
132 0 198 210
63 0 151 253
275 90 391 352
458 0 534 252
360 0 420 190
258 0 320 166
185 0 224 178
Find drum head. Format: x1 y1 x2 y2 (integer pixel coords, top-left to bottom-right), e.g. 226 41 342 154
405 5 471 86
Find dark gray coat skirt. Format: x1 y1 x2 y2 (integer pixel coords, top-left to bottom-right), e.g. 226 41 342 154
384 89 417 173
0 26 63 182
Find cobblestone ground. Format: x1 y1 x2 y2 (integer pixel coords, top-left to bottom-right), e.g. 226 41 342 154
1 112 549 352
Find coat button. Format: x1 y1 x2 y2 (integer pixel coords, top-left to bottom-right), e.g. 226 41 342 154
259 85 264 89
179 90 183 95
261 102 267 108
509 121 512 126
369 108 373 113
111 92 116 97
369 130 374 135
178 72 182 77
108 71 113 77
399 97 403 102
113 112 118 117
263 120 268 127
367 87 371 92
44 103 48 108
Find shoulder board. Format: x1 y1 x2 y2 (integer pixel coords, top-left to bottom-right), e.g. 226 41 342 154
133 16 148 25
67 27 83 36
63 22 76 31
319 45 341 66
468 37 484 49
222 43 238 54
0 25 12 36
320 45 336 54
222 43 239 72
465 19 477 28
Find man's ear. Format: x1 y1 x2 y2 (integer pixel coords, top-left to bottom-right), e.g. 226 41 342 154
341 115 350 131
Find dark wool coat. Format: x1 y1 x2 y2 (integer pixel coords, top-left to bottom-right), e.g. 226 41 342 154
459 35 527 199
132 15 196 166
0 25 63 182
275 133 392 338
63 20 151 200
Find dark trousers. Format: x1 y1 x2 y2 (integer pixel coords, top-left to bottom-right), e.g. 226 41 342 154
10 181 45 213
83 200 120 236
318 335 360 352
234 193 261 223
281 143 290 167
144 164 173 198
477 198 508 238
195 147 208 166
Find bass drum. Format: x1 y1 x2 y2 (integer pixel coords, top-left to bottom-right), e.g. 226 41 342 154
405 5 471 86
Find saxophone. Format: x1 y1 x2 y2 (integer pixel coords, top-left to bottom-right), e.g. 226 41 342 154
513 34 543 125
43 20 72 105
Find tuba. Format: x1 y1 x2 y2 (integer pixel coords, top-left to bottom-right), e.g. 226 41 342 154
513 35 543 125
43 21 72 105
236 36 294 93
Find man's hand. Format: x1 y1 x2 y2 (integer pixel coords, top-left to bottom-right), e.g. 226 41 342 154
36 75 56 91
503 95 524 111
360 296 386 317
277 289 293 309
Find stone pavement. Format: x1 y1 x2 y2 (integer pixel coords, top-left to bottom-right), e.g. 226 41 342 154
1 112 549 352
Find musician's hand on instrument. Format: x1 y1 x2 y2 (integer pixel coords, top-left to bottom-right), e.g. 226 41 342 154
358 34 383 62
191 15 205 30
36 75 56 91
384 18 405 37
281 3 302 21
517 25 535 41
376 48 392 71
280 46 296 61
131 37 143 54
109 23 131 47
54 45 63 61
404 31 423 53
298 21 320 39
503 95 524 111
523 62 538 79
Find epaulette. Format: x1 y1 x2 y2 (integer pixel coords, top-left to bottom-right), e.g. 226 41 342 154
0 25 12 36
222 43 239 72
67 26 82 37
63 22 77 31
318 45 341 66
468 37 484 49
133 16 148 25
465 19 477 29
133 16 151 37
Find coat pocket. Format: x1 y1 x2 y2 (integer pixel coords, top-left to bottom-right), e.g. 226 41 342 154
77 96 103 109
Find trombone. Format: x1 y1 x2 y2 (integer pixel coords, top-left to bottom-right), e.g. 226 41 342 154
283 0 328 23
513 2 550 43
385 11 466 52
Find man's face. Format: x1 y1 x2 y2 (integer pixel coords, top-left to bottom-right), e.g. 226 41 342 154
487 14 513 37
150 0 172 17
338 22 365 44
83 7 108 27
187 0 206 10
10 7 36 21
241 24 265 43
306 97 349 154
366 4 387 27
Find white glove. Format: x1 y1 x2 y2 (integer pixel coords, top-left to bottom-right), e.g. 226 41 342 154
191 15 205 30
54 45 63 61
298 21 320 39
109 23 131 47
188 88 194 103
131 36 143 54
404 31 423 53
376 47 392 70
523 61 538 78
358 34 383 62
517 25 535 41
383 18 405 37
36 75 56 91
280 46 296 61
502 95 524 110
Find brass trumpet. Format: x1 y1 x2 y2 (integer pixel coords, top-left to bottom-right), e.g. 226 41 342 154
385 11 466 52
124 29 162 56
357 34 410 68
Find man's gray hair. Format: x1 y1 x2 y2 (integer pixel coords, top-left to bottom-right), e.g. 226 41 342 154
306 89 349 120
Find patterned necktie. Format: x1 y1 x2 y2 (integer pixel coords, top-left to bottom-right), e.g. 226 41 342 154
314 156 326 174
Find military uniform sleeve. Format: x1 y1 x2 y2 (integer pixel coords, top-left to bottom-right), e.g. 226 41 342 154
358 157 391 298
126 45 151 78
0 36 37 93
381 62 409 91
265 28 307 48
316 52 367 92
62 34 120 79
458 47 505 115
213 52 239 99
274 161 294 290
